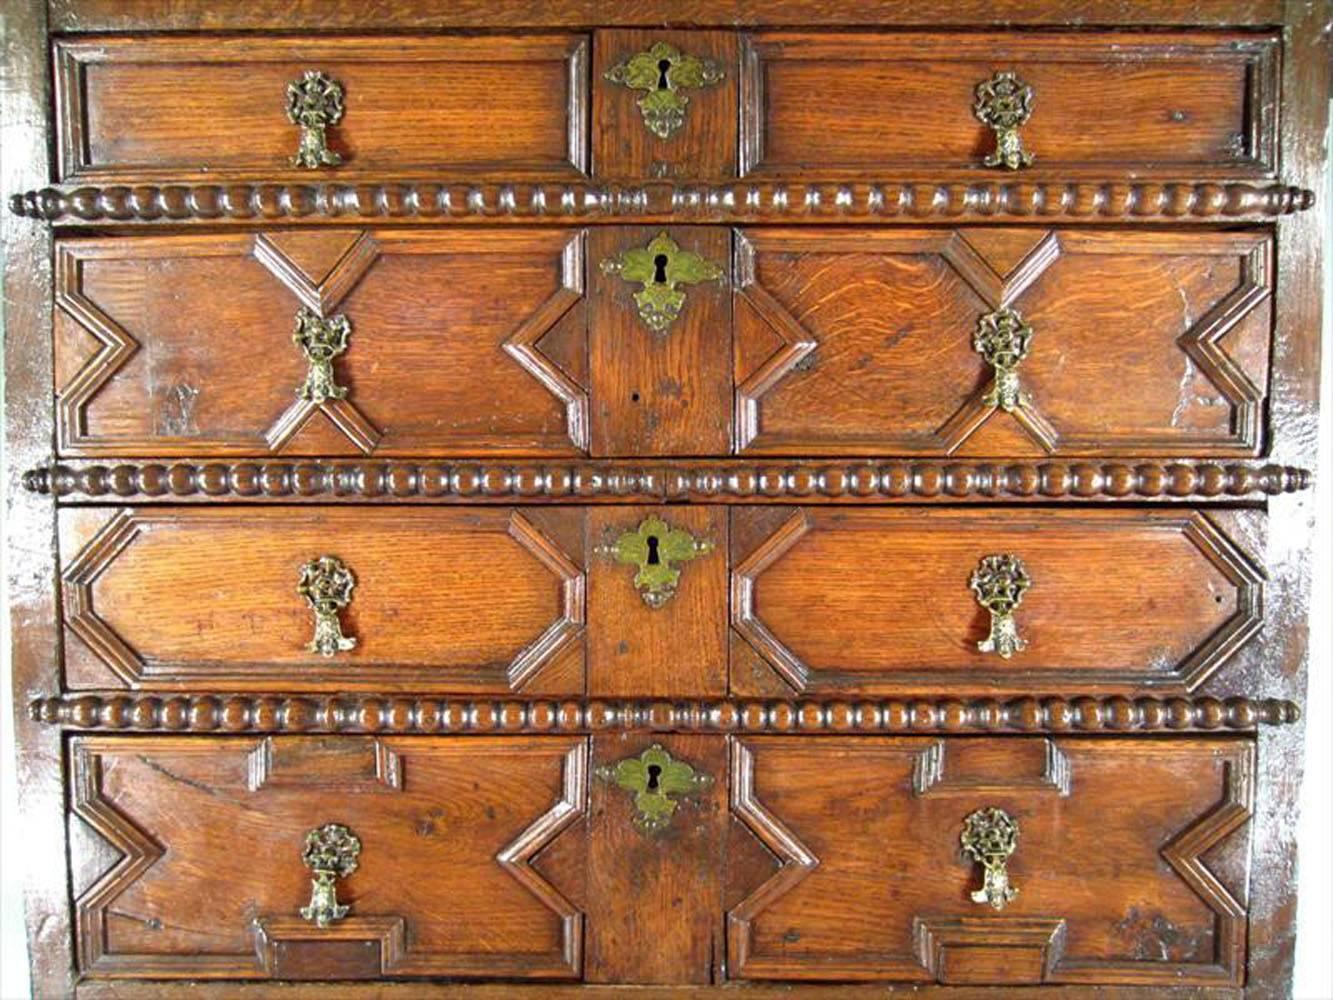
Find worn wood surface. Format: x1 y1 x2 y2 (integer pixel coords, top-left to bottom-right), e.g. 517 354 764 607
588 226 732 455
68 736 587 979
729 736 1254 985
741 33 1278 180
730 507 1262 696
56 507 586 694
586 734 727 983
736 228 1272 457
53 229 590 457
586 506 727 696
54 35 588 183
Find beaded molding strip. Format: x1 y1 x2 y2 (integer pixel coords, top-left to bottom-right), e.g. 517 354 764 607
31 694 1299 734
22 460 1311 502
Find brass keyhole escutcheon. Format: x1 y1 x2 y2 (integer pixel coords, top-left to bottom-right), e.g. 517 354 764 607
600 231 724 333
299 823 360 927
971 554 1031 659
598 516 714 609
604 41 724 140
298 555 357 657
961 807 1019 910
596 744 712 834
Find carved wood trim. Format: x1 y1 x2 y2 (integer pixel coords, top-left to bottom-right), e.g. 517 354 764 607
72 739 269 977
733 229 1273 456
730 509 1265 695
253 915 406 978
911 738 1072 797
9 180 1315 225
24 459 1312 503
912 917 1068 985
60 508 586 692
727 738 821 980
246 736 404 793
252 231 380 315
34 694 1300 734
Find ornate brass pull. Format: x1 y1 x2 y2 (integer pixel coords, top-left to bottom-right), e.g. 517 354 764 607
604 41 724 139
293 307 352 404
596 744 712 833
600 231 723 333
298 556 357 657
974 70 1034 170
974 307 1033 412
300 823 360 927
598 515 714 608
970 554 1030 659
961 807 1019 910
287 70 345 169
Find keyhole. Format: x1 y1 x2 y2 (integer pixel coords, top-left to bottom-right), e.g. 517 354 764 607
646 535 661 565
653 254 669 284
657 58 672 90
646 763 662 791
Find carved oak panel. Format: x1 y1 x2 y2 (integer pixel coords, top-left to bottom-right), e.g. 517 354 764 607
70 736 587 979
729 736 1253 985
58 507 585 693
734 228 1271 456
54 35 589 182
54 230 589 457
730 507 1262 695
740 32 1278 179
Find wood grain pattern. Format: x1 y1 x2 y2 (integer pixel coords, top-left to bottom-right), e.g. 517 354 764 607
58 507 585 693
594 30 738 180
731 508 1262 696
741 33 1278 180
735 228 1272 457
586 734 726 983
729 736 1254 985
55 35 589 182
70 735 587 979
589 227 732 455
587 506 727 696
55 230 589 457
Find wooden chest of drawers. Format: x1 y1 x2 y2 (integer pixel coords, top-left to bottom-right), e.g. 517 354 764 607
4 2 1325 998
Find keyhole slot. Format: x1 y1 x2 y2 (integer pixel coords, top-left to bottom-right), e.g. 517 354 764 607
646 763 662 791
652 254 669 285
646 535 661 565
656 58 672 90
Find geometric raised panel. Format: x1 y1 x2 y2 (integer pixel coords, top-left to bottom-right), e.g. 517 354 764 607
54 229 589 457
727 737 1253 985
60 507 586 693
731 507 1263 696
72 737 587 979
734 228 1272 457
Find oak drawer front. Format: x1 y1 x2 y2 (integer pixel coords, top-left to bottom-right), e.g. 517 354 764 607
735 228 1272 457
54 35 588 182
729 736 1253 985
741 32 1278 179
55 230 588 457
730 508 1261 696
58 507 585 693
70 735 586 979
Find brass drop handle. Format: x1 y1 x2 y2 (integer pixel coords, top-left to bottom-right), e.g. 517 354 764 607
974 307 1033 413
300 823 360 927
595 744 713 833
974 70 1035 170
298 555 357 657
970 554 1030 658
597 515 714 608
961 807 1019 910
287 70 345 169
292 307 353 404
604 41 724 139
600 230 724 333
